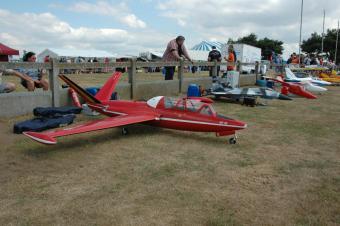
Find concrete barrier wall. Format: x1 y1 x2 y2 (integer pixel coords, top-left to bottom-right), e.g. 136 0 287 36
115 83 132 100
240 74 257 86
0 92 52 117
0 74 256 117
135 80 179 100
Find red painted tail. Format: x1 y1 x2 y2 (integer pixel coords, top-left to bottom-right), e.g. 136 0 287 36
95 72 122 102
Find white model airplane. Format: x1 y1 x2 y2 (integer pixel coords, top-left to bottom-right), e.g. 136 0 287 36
284 68 328 92
285 68 331 87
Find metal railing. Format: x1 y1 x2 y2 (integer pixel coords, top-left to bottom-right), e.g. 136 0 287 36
0 59 286 107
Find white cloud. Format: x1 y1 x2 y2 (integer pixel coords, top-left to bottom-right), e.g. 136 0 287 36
157 0 340 59
0 9 170 55
121 14 146 28
69 1 147 29
2 1 340 59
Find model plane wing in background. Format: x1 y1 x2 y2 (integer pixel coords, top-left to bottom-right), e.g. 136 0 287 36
23 114 157 144
264 76 317 99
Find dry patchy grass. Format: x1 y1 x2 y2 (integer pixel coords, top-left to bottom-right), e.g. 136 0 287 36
0 87 339 225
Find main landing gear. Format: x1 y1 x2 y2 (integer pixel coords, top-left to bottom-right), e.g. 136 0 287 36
121 128 129 135
229 135 238 144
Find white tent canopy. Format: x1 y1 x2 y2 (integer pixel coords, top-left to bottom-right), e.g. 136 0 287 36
37 48 116 62
37 49 59 62
191 41 223 52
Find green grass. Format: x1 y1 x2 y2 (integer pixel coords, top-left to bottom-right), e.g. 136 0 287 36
0 87 339 225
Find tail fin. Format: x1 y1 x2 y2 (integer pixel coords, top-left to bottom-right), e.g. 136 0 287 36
285 67 296 79
95 72 122 102
276 75 284 82
59 75 101 104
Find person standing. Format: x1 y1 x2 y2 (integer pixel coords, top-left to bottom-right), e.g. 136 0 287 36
44 55 50 63
162 36 193 80
318 56 323 66
287 54 293 64
291 53 299 64
208 46 222 77
304 54 311 65
224 45 236 71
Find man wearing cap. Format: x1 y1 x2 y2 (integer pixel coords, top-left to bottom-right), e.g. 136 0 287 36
208 46 222 77
162 36 193 80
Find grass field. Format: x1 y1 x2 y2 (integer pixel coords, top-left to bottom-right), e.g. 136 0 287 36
2 71 210 92
0 87 339 225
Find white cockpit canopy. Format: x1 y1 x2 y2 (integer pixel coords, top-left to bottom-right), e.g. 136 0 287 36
147 96 164 108
147 96 216 116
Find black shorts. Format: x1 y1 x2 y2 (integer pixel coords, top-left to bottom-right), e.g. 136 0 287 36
21 80 43 89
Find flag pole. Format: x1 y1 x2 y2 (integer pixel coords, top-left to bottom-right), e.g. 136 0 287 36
298 0 304 66
321 10 325 53
335 20 339 66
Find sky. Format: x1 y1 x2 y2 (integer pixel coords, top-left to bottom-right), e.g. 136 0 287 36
0 0 339 59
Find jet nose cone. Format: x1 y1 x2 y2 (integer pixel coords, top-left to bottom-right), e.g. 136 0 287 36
231 120 247 129
278 94 292 100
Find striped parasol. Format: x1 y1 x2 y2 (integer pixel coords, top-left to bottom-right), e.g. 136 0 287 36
191 41 223 52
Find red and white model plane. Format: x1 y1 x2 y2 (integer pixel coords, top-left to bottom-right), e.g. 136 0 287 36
265 76 317 99
23 72 247 145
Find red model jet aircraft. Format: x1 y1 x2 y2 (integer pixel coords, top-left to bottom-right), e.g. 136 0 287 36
265 76 317 99
23 72 247 145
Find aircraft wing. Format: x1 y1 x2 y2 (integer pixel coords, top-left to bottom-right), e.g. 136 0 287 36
263 76 286 84
211 91 229 95
23 114 157 145
212 89 258 97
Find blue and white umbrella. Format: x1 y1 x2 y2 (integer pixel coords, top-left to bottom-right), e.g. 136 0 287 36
191 41 223 52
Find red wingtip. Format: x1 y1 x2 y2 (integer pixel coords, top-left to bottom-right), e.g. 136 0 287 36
23 132 57 145
306 93 317 99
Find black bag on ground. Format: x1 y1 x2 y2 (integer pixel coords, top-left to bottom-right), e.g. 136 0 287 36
13 114 76 134
33 106 82 117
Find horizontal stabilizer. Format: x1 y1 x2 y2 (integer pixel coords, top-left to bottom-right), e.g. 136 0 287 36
23 132 57 145
23 114 157 145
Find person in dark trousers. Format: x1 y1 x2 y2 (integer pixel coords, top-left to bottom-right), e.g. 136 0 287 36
208 46 222 77
162 36 193 80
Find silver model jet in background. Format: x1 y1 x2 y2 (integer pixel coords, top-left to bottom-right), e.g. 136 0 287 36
206 76 292 106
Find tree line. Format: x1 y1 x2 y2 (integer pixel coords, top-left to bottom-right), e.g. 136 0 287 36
229 30 339 62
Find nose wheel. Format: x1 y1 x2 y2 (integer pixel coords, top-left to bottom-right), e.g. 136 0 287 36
121 128 129 135
229 135 238 144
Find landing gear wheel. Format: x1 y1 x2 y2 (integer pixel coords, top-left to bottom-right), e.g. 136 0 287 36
121 128 129 135
243 97 256 107
229 138 237 144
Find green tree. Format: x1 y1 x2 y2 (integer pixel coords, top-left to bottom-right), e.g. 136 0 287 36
237 33 258 46
301 32 322 53
227 38 235 44
301 29 339 62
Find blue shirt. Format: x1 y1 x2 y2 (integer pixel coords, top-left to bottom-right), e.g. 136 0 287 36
17 68 41 81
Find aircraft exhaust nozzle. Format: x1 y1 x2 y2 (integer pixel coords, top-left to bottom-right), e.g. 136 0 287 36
278 94 292 100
